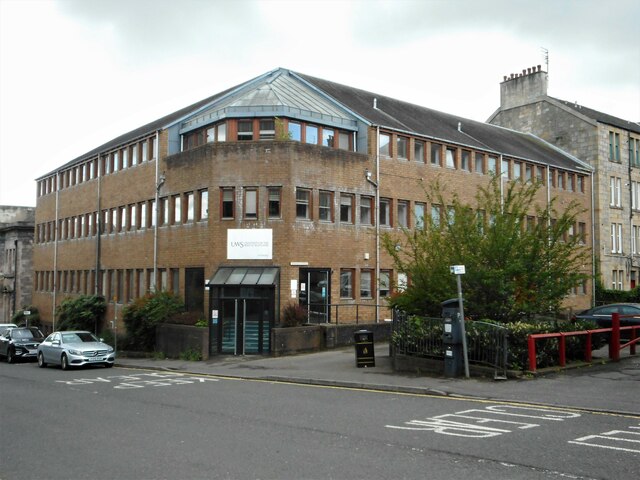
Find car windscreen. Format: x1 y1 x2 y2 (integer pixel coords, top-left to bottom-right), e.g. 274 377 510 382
62 332 98 343
12 328 44 340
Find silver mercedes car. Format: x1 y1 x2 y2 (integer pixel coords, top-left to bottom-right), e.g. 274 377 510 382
37 331 115 370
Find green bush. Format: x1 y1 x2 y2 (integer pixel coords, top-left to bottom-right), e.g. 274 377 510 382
12 306 41 327
121 291 184 352
281 303 306 327
56 295 106 332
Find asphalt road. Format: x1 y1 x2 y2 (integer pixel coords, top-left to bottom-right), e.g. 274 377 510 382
1 362 638 480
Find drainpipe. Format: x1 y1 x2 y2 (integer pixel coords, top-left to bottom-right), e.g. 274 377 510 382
591 173 596 305
52 174 60 331
371 126 381 323
153 131 163 292
627 132 634 283
95 155 102 296
11 239 17 318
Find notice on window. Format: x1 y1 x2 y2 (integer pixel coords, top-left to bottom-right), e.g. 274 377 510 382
227 229 273 260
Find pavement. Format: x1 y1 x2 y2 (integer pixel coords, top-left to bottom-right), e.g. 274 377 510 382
117 343 640 417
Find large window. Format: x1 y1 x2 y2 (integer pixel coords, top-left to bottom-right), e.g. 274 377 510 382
322 128 334 147
319 191 333 222
379 133 390 157
379 270 391 297
610 177 622 207
198 190 208 221
173 194 181 224
431 204 441 228
461 150 471 171
397 200 408 228
259 119 275 140
268 187 281 218
338 132 350 150
414 140 425 162
360 270 373 298
296 188 311 220
288 122 301 141
340 269 354 298
609 131 620 162
488 156 497 175
237 120 253 141
305 125 318 144
340 193 354 224
360 196 373 225
430 143 441 166
445 147 456 168
221 188 235 219
475 152 484 174
414 203 425 229
244 188 258 219
379 198 391 226
396 136 408 159
611 223 623 253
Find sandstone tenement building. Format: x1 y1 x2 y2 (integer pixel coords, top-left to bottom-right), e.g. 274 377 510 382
33 68 593 355
489 66 640 291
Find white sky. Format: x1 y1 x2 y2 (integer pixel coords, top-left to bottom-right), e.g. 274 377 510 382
1 0 639 207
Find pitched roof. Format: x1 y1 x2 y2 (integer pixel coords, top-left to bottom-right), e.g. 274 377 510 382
297 72 590 171
549 97 640 134
42 68 591 178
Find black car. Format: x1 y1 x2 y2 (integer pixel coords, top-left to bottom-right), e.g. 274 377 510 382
0 327 45 363
574 303 640 328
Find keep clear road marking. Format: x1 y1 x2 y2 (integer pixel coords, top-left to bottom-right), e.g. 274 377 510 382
386 405 581 438
56 372 219 390
569 425 640 453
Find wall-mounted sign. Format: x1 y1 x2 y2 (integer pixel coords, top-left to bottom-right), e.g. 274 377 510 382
227 229 273 260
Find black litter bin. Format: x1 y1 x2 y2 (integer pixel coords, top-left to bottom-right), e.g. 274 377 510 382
354 330 375 368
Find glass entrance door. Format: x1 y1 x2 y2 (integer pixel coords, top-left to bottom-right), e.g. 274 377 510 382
299 269 330 323
220 298 271 355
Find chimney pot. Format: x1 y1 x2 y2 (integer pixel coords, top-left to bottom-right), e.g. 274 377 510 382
522 69 526 75
503 76 508 81
527 68 532 74
537 65 541 71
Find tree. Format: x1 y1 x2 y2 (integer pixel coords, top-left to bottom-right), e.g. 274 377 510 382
56 295 106 332
383 176 590 322
122 291 184 351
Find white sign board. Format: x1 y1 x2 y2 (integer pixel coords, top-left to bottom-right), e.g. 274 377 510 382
227 229 273 260
450 265 466 275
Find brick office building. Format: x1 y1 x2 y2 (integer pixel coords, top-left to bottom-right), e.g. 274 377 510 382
33 68 593 355
489 65 640 290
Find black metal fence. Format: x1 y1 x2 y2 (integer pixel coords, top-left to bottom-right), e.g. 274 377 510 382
392 309 509 378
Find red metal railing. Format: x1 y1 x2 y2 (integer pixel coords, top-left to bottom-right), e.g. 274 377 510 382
527 312 639 372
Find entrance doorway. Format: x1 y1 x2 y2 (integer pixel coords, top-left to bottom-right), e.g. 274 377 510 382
208 267 279 356
299 268 330 323
220 297 271 354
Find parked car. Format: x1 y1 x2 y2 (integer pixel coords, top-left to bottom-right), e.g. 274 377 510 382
37 331 115 370
0 323 18 334
0 327 45 363
573 303 640 328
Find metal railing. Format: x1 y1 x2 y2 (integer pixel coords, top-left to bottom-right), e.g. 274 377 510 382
391 310 509 378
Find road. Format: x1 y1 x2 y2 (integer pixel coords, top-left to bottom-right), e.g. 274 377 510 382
1 362 638 479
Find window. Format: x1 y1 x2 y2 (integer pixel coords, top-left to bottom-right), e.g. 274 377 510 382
322 128 334 147
379 270 391 297
360 196 373 225
611 223 623 253
612 269 623 290
141 140 149 162
397 200 409 228
244 188 258 219
634 225 640 254
576 175 584 193
139 202 147 229
149 199 156 227
122 148 129 169
173 195 181 224
221 188 235 219
319 191 333 222
609 131 620 161
488 156 497 175
502 159 510 178
631 137 640 167
397 272 408 292
578 222 586 245
525 164 533 183
430 143 442 166
340 269 354 298
296 188 311 220
558 172 565 190
288 122 301 141
338 132 350 150
414 140 425 162
113 151 119 172
237 120 253 141
414 203 425 229
610 177 622 207
259 119 275 140
445 147 456 168
198 190 208 220
513 162 521 180
129 204 137 230
360 270 373 298
379 133 390 157
431 204 441 228
208 123 227 143
396 136 408 159
305 125 318 144
379 198 391 226
475 153 484 174
340 193 353 224
461 150 471 171
268 187 281 218
185 192 194 222
131 144 138 165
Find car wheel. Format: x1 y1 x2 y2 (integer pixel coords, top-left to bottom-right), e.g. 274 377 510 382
7 348 14 364
38 352 47 368
61 354 70 371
